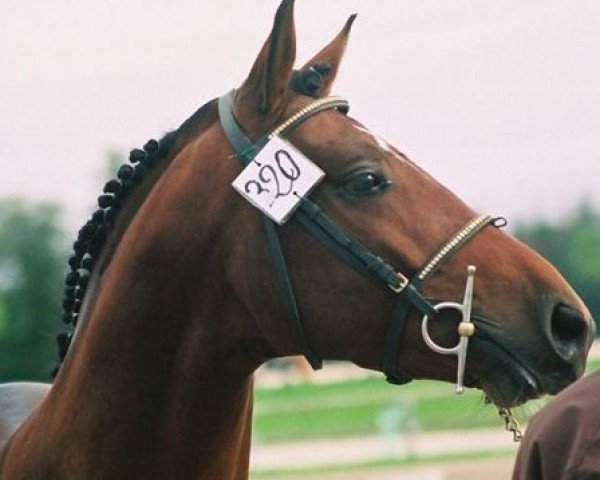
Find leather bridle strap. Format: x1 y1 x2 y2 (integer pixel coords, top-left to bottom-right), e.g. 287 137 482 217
293 198 437 315
218 89 493 381
218 90 435 368
219 90 322 369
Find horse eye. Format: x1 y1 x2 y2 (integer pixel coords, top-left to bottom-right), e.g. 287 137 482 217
344 170 392 197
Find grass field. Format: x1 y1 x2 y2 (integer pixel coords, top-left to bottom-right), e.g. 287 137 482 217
253 358 600 444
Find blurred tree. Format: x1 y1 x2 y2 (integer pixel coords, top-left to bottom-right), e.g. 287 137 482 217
0 199 66 381
515 199 600 335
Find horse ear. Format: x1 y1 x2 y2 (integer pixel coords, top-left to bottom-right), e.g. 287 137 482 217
292 14 357 98
237 0 297 115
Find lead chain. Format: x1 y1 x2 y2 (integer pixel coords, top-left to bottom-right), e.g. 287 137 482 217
498 407 523 443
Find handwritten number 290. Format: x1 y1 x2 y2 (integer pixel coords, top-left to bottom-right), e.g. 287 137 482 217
244 149 301 206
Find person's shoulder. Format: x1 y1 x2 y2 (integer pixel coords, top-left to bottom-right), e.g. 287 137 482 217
529 370 600 437
512 371 600 480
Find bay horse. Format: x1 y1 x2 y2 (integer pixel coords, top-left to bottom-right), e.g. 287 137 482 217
0 1 594 478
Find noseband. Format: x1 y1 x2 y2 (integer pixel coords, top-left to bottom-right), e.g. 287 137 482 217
219 90 496 389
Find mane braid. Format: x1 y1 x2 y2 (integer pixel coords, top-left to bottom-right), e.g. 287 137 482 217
52 99 217 377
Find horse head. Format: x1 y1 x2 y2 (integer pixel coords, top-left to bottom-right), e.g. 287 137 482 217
222 0 594 408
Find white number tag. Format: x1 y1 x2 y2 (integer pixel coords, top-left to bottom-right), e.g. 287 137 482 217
231 136 325 224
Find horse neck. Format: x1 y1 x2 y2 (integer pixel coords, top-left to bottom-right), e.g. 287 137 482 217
21 108 259 479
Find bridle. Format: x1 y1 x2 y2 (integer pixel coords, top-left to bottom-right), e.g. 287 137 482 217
218 90 499 390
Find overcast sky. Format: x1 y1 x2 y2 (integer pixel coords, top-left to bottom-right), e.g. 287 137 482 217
1 0 598 232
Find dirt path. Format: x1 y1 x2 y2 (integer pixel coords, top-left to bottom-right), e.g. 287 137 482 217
251 427 519 471
255 456 515 480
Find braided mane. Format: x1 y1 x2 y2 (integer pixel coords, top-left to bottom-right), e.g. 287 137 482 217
53 99 218 376
54 63 340 375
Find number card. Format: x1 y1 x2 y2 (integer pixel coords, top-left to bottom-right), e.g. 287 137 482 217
231 136 325 224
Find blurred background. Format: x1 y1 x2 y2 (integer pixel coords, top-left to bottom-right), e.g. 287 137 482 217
1 0 599 478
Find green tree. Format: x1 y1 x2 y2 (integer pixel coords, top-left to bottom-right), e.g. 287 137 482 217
0 199 66 381
515 200 600 334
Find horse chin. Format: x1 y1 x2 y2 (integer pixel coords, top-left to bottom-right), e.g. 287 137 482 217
469 340 543 408
478 366 540 408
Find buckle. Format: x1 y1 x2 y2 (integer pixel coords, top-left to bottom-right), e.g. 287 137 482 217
388 274 410 293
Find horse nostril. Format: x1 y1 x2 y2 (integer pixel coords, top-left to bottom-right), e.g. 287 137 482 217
550 304 589 360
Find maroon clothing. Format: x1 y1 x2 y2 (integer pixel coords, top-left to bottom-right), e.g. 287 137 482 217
512 370 600 480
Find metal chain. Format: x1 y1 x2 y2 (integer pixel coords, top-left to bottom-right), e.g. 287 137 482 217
498 407 523 442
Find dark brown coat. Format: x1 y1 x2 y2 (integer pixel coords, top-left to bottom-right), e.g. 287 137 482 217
513 369 600 480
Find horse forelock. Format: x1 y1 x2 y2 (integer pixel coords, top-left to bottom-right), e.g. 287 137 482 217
53 99 219 377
